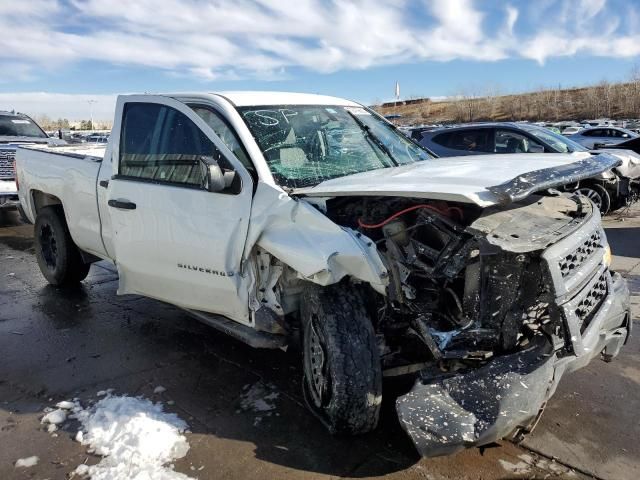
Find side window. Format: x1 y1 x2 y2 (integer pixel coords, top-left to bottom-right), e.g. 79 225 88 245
447 129 493 152
119 103 236 191
495 130 544 153
431 132 453 147
585 129 601 137
191 106 255 175
611 129 626 138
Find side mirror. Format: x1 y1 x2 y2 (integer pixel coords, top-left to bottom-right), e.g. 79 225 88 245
205 160 236 193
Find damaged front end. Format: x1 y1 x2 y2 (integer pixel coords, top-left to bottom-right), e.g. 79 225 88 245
325 193 631 456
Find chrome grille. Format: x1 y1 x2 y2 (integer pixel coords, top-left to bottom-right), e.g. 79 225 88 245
575 270 608 332
558 229 601 278
0 149 16 180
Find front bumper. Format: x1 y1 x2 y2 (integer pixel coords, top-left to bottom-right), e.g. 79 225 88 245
396 271 631 457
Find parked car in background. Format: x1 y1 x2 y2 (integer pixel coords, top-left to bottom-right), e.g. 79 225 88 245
416 122 640 213
596 136 640 155
86 134 109 144
561 126 583 136
566 126 639 149
15 91 630 458
0 111 64 216
542 124 562 134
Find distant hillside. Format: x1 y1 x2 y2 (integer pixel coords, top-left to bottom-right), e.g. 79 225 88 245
375 79 640 125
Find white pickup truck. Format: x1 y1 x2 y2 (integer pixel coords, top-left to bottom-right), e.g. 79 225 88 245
16 92 631 457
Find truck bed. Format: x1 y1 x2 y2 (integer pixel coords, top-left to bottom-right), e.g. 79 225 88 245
21 143 106 160
16 143 107 259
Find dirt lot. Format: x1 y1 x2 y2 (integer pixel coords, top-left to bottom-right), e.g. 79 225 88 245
1 205 638 480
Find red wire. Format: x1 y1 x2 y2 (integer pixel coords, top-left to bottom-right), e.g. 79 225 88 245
357 204 463 229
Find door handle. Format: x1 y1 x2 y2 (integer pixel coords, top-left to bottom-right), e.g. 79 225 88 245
99 180 109 188
108 199 137 210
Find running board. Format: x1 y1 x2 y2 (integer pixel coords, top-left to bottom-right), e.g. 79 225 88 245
185 309 287 349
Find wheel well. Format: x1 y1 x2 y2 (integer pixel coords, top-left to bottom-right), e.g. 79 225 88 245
31 190 63 215
579 179 603 188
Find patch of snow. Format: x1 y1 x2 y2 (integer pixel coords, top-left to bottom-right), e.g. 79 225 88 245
75 464 90 476
56 400 76 410
15 456 39 468
153 385 167 394
499 459 531 475
517 453 533 464
41 409 66 425
60 395 194 479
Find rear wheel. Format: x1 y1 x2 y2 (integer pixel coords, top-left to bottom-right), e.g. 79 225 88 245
301 283 382 435
577 184 611 215
34 207 90 286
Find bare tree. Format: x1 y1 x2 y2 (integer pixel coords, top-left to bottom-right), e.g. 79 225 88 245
453 89 482 122
375 68 640 124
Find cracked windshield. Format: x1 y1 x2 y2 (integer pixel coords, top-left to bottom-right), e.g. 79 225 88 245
239 105 433 188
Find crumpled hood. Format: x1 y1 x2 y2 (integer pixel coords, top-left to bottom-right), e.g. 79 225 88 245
292 153 620 207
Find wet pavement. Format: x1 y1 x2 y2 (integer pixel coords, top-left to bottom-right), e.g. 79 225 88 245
0 206 638 480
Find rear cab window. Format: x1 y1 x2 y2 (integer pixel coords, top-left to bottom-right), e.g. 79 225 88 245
0 115 48 138
433 129 493 153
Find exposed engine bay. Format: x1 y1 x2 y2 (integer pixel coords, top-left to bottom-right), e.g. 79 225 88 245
321 193 593 376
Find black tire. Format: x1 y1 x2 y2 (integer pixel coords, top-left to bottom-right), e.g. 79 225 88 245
34 206 90 286
577 184 611 215
301 283 382 435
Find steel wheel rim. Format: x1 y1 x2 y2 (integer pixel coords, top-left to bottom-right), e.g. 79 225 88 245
306 315 328 408
39 223 58 269
577 188 603 209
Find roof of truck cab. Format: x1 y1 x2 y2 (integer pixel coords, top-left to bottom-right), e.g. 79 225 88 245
212 91 361 107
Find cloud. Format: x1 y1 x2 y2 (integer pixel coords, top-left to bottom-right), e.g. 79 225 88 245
0 0 638 82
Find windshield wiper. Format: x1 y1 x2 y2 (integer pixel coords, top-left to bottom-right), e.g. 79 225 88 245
345 110 399 166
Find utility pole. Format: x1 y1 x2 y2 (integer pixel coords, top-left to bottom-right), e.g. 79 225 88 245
394 81 400 120
87 99 97 131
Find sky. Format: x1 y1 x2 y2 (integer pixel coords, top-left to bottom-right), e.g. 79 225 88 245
1 0 639 121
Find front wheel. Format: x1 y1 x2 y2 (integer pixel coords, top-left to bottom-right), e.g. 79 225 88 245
34 206 90 286
301 283 382 435
577 184 611 215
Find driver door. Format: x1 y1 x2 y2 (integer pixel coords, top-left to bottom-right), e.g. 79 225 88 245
106 95 254 324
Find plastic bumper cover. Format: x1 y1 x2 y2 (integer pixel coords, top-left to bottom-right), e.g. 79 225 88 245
396 272 631 457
